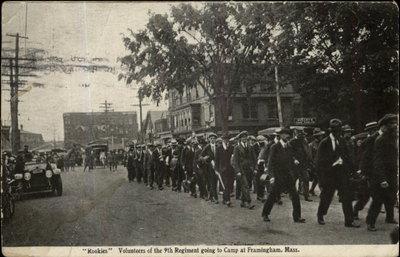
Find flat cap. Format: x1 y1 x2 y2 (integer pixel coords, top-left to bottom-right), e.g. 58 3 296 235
378 114 397 127
248 135 256 141
170 139 178 145
237 131 248 139
313 127 325 136
208 132 217 139
256 135 266 142
341 124 353 132
329 118 342 128
364 121 378 131
216 137 223 143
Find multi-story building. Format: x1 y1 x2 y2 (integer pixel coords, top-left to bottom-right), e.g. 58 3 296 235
168 79 302 138
142 110 169 143
63 111 138 149
1 125 45 151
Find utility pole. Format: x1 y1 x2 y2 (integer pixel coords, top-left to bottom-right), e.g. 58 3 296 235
3 33 31 154
274 65 284 127
99 100 114 145
131 93 149 143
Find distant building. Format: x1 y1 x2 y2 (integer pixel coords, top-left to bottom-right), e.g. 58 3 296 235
168 80 302 138
1 125 44 151
63 111 138 149
143 110 169 143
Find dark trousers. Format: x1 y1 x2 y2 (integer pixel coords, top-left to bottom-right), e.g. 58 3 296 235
143 166 148 184
164 165 171 186
353 180 370 212
317 168 353 225
127 166 135 181
136 164 143 183
156 164 164 188
255 168 265 199
366 185 396 225
239 171 252 204
207 167 218 201
293 166 310 199
148 167 155 188
222 169 234 203
172 166 184 191
187 170 196 195
196 170 207 198
236 175 242 200
262 176 301 220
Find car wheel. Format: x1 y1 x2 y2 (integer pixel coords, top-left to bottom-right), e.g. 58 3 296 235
53 176 63 196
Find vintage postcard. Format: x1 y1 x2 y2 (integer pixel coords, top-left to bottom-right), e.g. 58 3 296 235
1 1 398 257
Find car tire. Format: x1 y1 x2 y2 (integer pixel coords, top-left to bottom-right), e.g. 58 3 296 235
53 175 63 196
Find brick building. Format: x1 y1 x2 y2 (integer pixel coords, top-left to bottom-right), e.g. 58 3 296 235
63 111 138 149
168 80 302 138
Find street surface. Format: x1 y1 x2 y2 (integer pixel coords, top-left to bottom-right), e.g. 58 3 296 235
2 166 396 246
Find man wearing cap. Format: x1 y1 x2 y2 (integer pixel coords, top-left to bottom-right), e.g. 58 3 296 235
216 134 235 206
201 133 219 203
262 127 305 223
289 129 313 202
308 128 325 196
366 114 398 231
233 131 256 209
153 142 165 190
162 140 172 187
181 137 197 197
316 119 359 227
194 137 207 199
146 144 157 190
127 146 136 183
255 135 269 201
352 121 378 219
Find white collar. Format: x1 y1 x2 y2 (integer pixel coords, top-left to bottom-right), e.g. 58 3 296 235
378 129 383 135
329 133 336 141
279 139 287 148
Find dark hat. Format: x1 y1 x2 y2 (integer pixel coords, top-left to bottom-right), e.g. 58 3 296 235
256 135 266 142
329 118 342 128
155 142 163 147
147 143 154 147
276 127 291 135
303 127 314 135
208 132 217 139
216 137 223 143
313 127 325 136
364 121 378 131
341 124 353 132
248 135 256 141
237 131 248 139
170 139 178 145
378 114 397 127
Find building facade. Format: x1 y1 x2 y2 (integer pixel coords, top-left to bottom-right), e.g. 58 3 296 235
1 125 45 151
168 80 302 138
142 111 169 143
63 111 138 149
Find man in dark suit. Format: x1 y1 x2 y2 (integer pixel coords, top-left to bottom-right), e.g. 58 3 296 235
255 135 269 202
289 129 313 202
127 146 135 182
194 137 207 199
316 119 359 228
366 114 398 231
182 138 197 197
201 133 219 203
153 142 164 190
233 131 256 209
261 127 306 223
216 134 235 207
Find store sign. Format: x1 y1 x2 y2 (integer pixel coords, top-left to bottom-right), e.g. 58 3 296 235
294 117 316 125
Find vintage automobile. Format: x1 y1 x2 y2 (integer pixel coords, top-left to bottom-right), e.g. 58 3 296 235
12 161 63 197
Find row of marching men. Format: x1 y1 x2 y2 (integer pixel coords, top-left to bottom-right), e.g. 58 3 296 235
125 114 398 231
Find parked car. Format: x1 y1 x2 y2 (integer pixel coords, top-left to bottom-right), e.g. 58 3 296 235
12 161 63 197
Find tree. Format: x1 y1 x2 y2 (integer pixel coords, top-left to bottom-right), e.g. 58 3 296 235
255 2 398 129
118 3 273 134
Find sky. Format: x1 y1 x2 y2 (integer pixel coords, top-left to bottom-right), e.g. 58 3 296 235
1 2 176 141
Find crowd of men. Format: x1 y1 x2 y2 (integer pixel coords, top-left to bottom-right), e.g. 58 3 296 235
124 114 398 232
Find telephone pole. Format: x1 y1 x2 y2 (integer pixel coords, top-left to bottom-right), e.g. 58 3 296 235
99 100 114 144
2 33 34 154
131 94 149 143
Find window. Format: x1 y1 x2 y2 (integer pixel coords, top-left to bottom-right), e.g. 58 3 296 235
242 102 258 119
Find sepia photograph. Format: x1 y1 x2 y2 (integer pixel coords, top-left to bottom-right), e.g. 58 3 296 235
1 1 399 256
